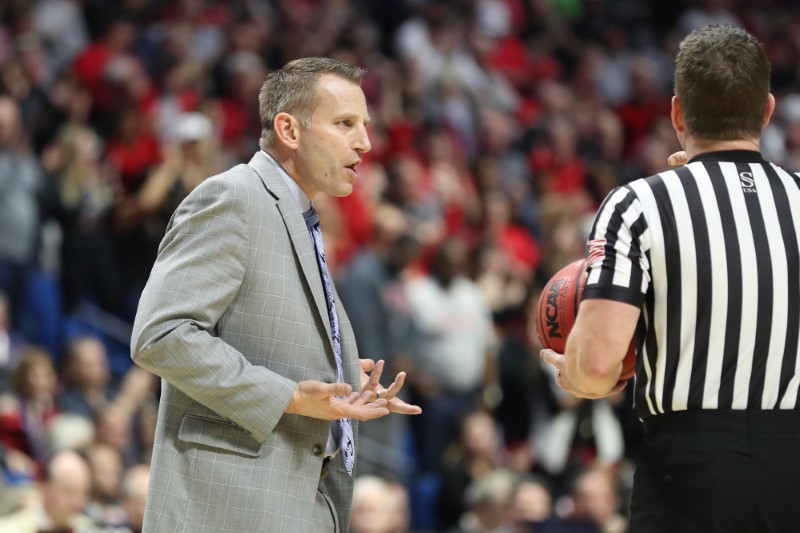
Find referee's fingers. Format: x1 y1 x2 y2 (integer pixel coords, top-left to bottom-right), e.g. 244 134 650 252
539 348 564 368
668 150 688 166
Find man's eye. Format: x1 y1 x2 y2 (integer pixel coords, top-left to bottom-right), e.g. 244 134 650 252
339 120 352 127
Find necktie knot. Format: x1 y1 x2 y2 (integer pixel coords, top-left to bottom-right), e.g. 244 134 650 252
303 205 320 228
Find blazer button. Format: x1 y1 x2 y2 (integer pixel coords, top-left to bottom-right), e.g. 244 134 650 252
323 376 333 384
312 444 324 456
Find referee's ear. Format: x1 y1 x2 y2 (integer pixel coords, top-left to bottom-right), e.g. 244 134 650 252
763 93 776 129
670 96 686 145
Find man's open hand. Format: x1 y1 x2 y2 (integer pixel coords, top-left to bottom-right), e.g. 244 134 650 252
360 359 422 415
285 380 390 421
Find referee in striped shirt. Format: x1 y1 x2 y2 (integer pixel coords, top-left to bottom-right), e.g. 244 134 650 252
541 24 800 532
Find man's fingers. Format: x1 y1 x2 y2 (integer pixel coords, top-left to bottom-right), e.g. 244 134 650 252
539 349 563 368
359 358 376 373
326 383 354 396
297 380 353 398
668 150 688 166
387 397 422 415
366 360 384 390
381 371 407 400
339 396 390 420
352 406 390 420
609 380 628 395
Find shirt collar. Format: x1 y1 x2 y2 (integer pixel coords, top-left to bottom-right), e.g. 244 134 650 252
261 150 311 212
688 149 766 164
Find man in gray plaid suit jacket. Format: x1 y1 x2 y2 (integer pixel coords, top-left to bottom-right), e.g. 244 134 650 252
131 57 421 533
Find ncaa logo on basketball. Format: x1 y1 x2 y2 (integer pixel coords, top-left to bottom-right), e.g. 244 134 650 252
739 171 757 193
545 279 566 339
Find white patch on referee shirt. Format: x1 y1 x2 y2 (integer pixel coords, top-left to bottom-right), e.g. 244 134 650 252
739 171 757 193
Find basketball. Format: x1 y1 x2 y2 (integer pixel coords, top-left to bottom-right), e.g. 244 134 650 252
536 259 636 380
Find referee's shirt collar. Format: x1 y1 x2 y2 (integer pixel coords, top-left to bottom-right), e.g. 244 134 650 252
688 149 766 164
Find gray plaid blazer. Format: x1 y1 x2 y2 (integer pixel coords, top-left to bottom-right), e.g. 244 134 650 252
131 151 360 532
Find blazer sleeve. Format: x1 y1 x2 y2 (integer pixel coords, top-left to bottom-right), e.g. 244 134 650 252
130 176 296 443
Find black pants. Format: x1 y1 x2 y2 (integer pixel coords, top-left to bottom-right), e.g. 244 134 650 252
630 410 800 533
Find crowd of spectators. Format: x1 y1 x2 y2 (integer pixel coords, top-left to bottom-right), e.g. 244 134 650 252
1 0 799 531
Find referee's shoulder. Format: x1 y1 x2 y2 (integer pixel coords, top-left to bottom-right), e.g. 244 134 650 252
631 162 697 189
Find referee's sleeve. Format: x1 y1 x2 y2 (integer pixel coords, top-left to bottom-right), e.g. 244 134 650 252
582 185 649 307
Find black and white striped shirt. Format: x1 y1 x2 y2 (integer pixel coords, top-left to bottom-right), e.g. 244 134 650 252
583 150 800 419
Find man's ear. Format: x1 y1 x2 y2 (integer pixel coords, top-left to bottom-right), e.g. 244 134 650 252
273 112 300 149
763 93 776 128
671 95 687 149
671 96 685 134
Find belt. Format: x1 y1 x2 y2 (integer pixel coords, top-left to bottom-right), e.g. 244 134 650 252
643 409 800 436
320 456 332 479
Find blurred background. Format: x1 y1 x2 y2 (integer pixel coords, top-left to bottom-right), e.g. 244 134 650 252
0 0 797 531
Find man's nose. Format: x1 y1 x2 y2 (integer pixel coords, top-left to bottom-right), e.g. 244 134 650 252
353 124 371 154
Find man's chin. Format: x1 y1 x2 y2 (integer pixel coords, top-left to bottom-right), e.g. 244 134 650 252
330 184 354 198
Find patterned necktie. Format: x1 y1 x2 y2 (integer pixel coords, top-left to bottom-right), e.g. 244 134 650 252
303 205 355 476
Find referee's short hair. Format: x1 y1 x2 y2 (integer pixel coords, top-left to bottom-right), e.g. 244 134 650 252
674 24 770 142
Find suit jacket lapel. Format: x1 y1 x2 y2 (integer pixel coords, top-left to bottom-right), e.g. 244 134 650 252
247 152 334 347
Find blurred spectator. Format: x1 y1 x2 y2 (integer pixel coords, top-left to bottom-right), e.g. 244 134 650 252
529 116 586 196
405 240 497 474
84 442 126 528
149 60 205 145
105 106 161 198
56 335 115 420
0 291 25 392
510 475 554 529
338 204 421 478
453 468 517 533
0 95 42 326
0 446 36 533
161 0 229 68
32 449 94 532
44 413 95 456
208 49 265 162
90 364 158 470
114 110 221 296
44 122 127 317
351 475 410 533
535 364 625 484
492 304 545 454
94 404 136 467
476 191 540 312
121 463 149 533
0 467 36 531
111 366 159 463
474 106 540 239
677 0 742 35
0 346 59 468
0 439 37 490
137 113 218 213
437 410 504 531
383 152 447 249
32 0 90 76
422 127 482 239
71 14 149 122
385 478 412 533
568 466 628 533
615 56 671 158
592 24 636 106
